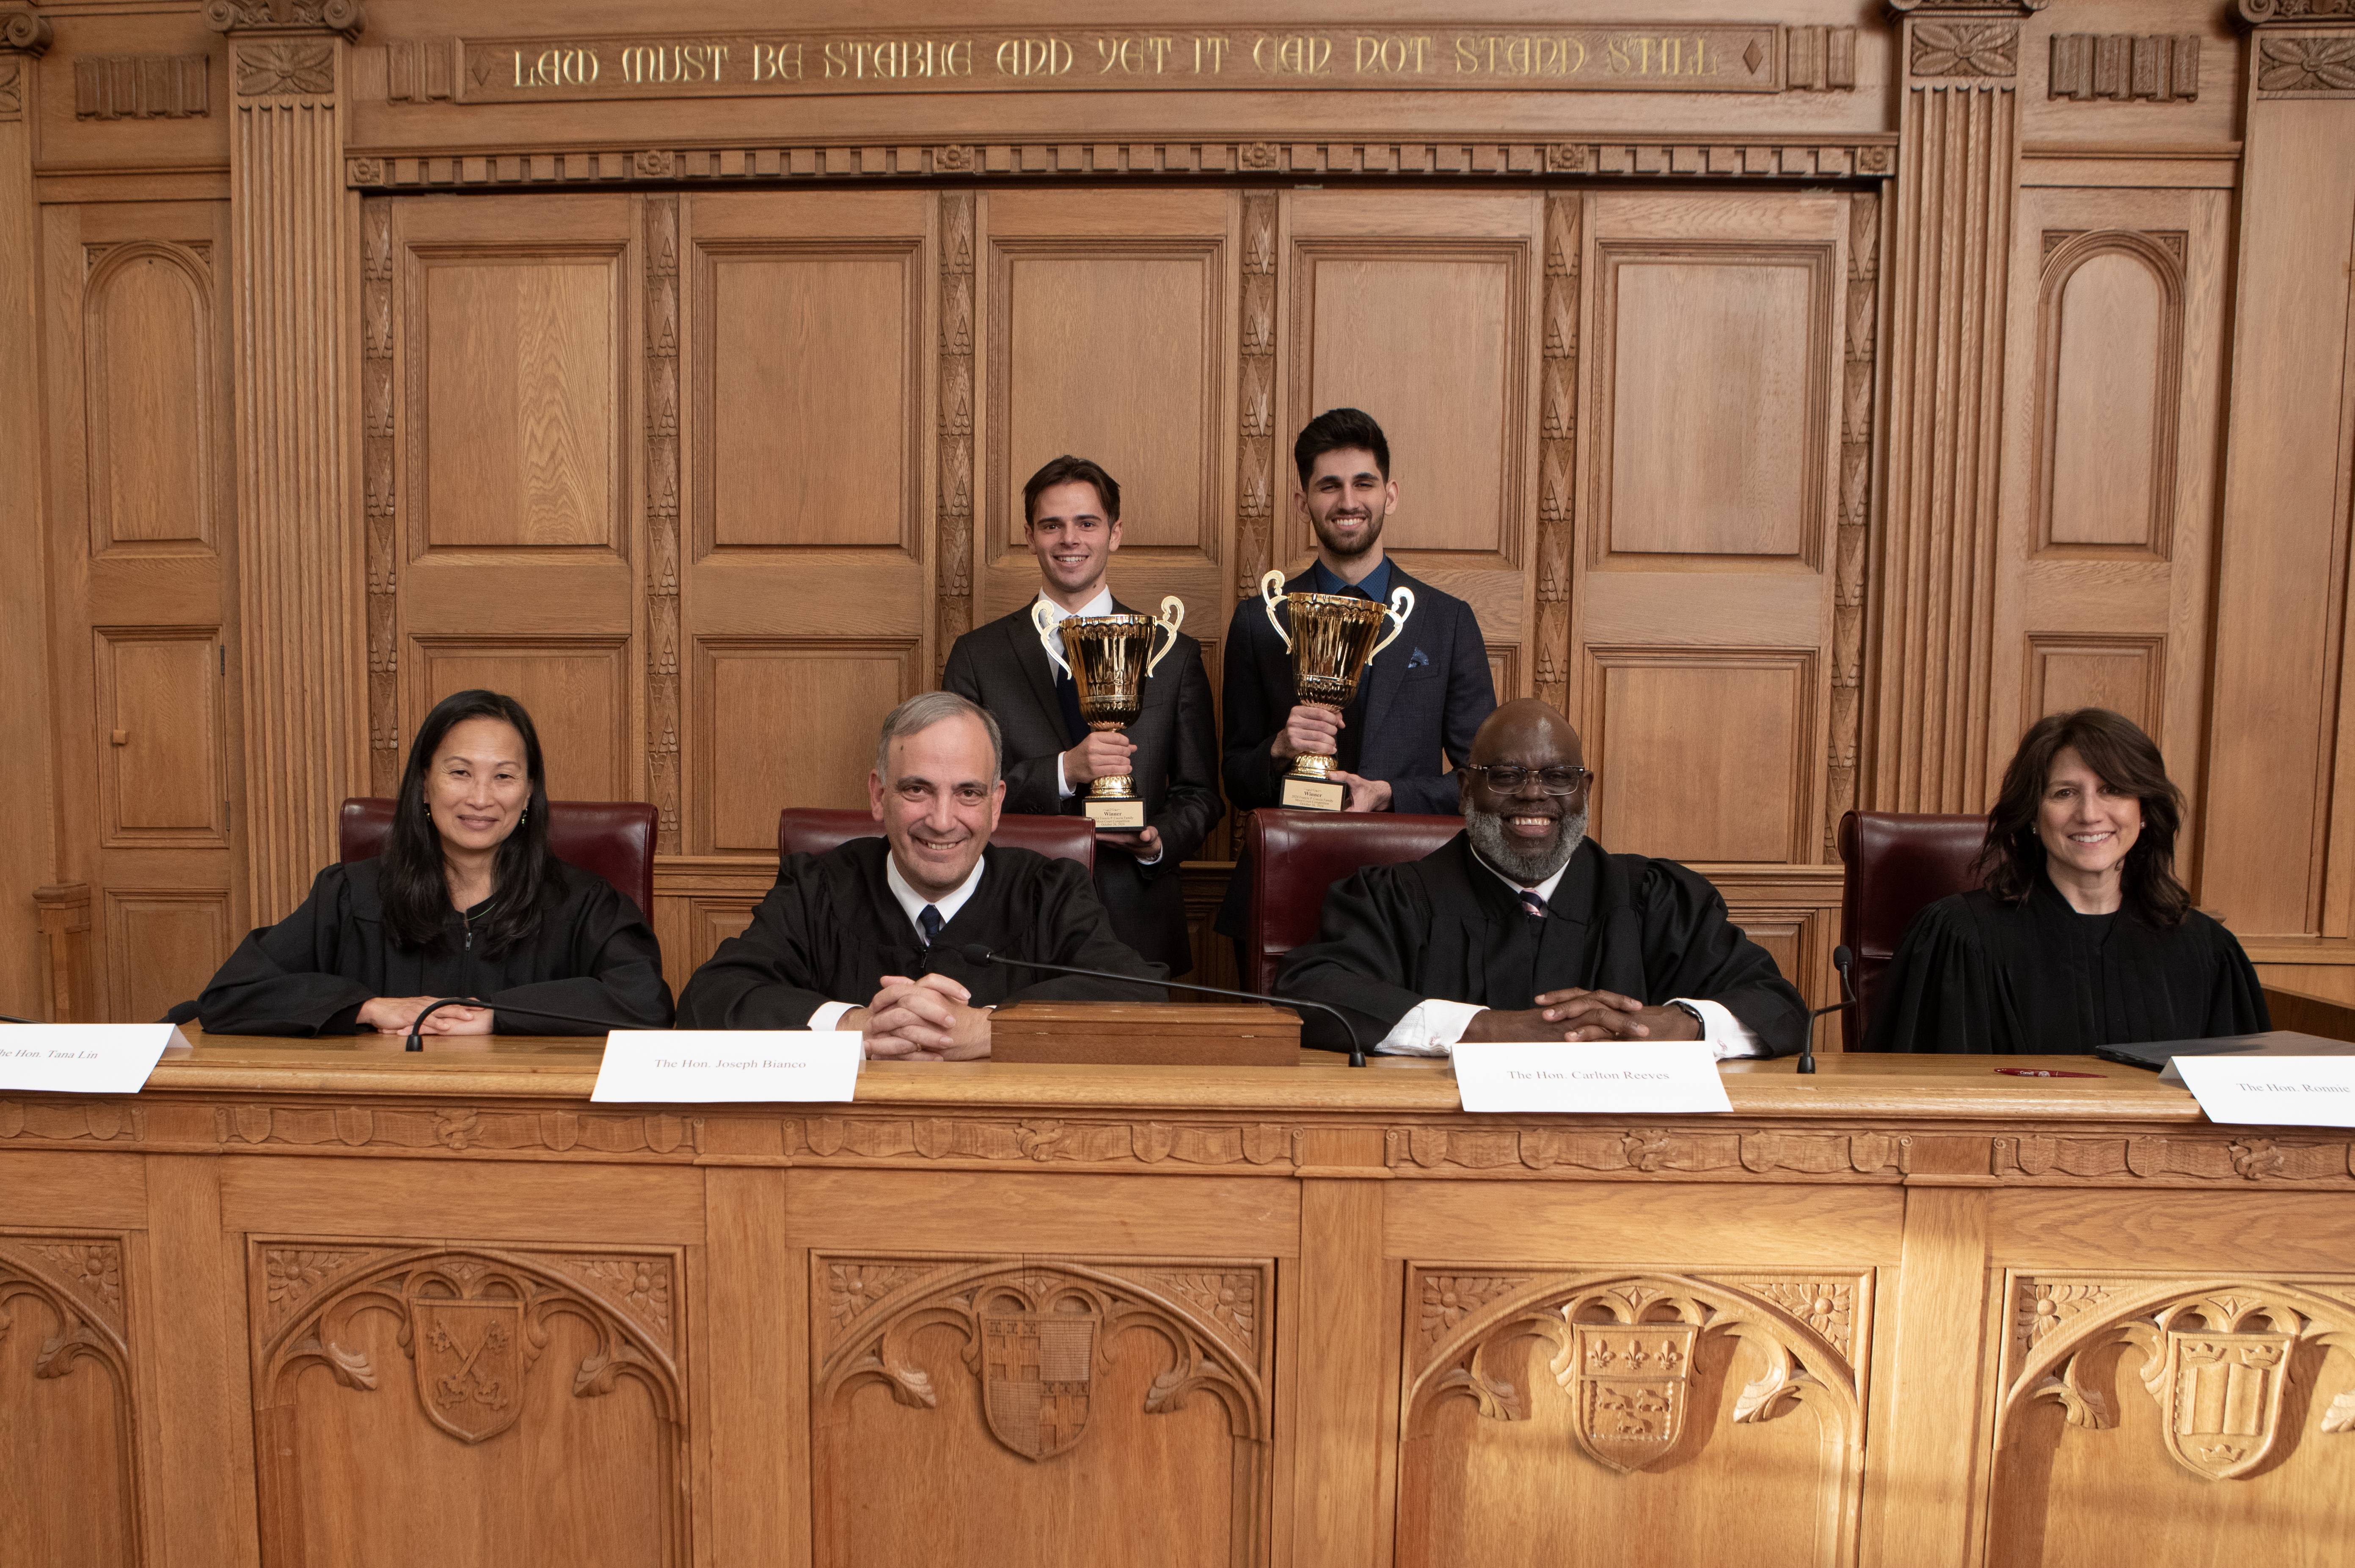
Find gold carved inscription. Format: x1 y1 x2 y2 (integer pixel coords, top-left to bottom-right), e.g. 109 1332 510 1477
458 23 1782 102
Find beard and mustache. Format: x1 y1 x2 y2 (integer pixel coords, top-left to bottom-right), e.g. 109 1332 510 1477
1467 801 1587 886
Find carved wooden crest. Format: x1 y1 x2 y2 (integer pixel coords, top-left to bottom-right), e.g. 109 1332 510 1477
2154 1329 2293 1480
981 1310 1098 1461
1564 1321 1698 1473
405 1285 529 1444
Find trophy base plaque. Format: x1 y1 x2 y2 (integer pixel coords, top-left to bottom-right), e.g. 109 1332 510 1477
1281 776 1347 811
1085 798 1147 830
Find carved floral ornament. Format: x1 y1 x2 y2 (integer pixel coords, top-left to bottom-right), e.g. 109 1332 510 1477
2005 1277 2355 1482
2256 34 2355 94
815 1257 1269 1463
202 0 365 41
1409 1271 1866 1476
0 1235 132 1385
1908 20 2020 77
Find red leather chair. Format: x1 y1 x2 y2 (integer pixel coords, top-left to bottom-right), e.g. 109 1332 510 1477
1836 809 1986 1050
338 797 659 917
777 808 1096 874
1245 810 1466 994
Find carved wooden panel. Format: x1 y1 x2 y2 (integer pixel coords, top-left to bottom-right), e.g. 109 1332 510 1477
2025 634 2165 740
693 638 919 852
1289 237 1529 563
1399 1266 1870 1567
1991 1274 2355 1563
1590 241 1834 565
0 1233 141 1568
248 1240 687 1568
93 627 225 847
102 888 229 1024
82 243 214 555
691 239 923 553
404 233 627 555
812 1253 1271 1566
407 636 632 803
989 236 1224 558
1582 648 1819 864
2034 233 2185 557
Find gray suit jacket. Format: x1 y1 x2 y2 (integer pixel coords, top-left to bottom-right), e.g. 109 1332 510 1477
943 599 1223 974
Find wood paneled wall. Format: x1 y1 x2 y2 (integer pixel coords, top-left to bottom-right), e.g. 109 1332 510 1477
5 0 2354 1019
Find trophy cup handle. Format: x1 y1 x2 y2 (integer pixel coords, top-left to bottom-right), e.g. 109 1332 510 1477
1260 569 1292 653
1031 599 1070 678
1146 595 1185 680
1367 585 1416 663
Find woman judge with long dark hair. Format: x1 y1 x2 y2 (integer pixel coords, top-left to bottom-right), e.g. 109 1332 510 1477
1864 707 2267 1055
198 689 673 1036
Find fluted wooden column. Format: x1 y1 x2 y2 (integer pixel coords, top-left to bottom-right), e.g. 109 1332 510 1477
1864 0 2036 813
0 9 64 1014
208 0 369 921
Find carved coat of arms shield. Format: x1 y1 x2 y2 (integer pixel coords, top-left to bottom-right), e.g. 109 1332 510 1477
981 1312 1097 1460
1564 1321 1699 1473
406 1287 528 1444
2159 1329 2293 1480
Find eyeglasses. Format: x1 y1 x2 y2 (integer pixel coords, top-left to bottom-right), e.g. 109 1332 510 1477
1463 764 1591 795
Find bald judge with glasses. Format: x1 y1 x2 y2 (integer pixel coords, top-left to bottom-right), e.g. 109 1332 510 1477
1274 699 1807 1059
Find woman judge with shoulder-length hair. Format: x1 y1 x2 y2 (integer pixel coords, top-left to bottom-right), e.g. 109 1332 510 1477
1864 707 2267 1055
198 689 673 1037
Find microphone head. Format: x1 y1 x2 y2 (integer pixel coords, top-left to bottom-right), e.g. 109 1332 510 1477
1833 944 1854 971
959 943 995 966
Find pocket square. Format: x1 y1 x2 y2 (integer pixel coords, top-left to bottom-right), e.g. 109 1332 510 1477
1407 647 1431 669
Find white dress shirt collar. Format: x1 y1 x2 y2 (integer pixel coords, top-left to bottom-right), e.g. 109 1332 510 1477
1034 585 1116 625
884 849 988 938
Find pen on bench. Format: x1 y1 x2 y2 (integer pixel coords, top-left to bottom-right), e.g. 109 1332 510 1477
1992 1067 2105 1078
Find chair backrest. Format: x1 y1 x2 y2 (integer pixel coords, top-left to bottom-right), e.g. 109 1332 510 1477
338 797 659 917
776 808 1096 874
1246 809 1466 994
1836 809 1987 1049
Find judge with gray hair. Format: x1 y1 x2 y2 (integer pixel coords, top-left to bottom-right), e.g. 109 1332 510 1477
1275 698 1805 1058
678 691 1165 1058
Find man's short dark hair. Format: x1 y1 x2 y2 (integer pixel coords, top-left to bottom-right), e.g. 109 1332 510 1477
1022 454 1121 526
1294 407 1390 487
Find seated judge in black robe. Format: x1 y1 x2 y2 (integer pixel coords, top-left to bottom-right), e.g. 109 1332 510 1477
198 689 673 1036
1277 699 1807 1058
676 691 1165 1057
1864 707 2267 1055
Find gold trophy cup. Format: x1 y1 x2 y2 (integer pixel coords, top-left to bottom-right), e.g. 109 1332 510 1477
1260 568 1414 810
1034 596 1185 830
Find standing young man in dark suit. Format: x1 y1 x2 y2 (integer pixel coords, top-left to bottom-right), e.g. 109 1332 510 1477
1216 408 1499 958
943 455 1222 975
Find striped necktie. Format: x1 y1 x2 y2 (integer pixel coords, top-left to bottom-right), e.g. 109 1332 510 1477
1517 889 1548 920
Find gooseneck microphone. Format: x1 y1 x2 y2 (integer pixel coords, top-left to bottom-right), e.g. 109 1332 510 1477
0 1012 40 1024
958 944 1369 1068
397 997 642 1052
1796 944 1861 1077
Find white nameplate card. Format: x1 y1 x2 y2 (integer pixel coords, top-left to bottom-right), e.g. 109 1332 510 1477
1453 1040 1733 1115
0 1024 187 1095
591 1030 863 1105
2173 1056 2355 1129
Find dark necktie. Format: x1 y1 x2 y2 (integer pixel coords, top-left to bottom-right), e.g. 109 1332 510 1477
1053 666 1089 747
917 905 943 947
1517 889 1548 920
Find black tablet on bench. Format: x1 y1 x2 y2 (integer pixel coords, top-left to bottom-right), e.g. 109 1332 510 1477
2096 1030 2355 1084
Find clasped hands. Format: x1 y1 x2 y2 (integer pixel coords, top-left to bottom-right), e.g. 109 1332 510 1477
1271 704 1391 812
358 996 494 1034
847 973 992 1060
1458 988 1702 1045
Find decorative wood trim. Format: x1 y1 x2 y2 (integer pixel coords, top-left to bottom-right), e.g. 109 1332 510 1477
1865 23 2022 813
0 11 49 121
344 137 1900 192
223 23 367 922
1907 21 2020 78
31 884 93 1023
2239 0 2355 26
935 190 975 679
1233 190 1276 602
2049 35 2202 102
2254 34 2355 95
1535 193 1577 712
0 1231 145 1561
361 197 397 794
74 55 211 119
2023 633 2167 742
1828 192 1878 856
202 0 366 43
645 194 681 853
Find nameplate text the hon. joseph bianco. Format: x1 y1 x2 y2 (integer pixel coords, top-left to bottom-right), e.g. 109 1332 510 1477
0 1024 187 1095
1452 1040 1732 1115
2173 1056 2355 1130
592 1030 863 1105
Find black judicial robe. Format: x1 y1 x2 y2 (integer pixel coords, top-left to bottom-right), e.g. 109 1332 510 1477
675 837 1168 1029
197 859 674 1036
1275 833 1807 1056
1860 878 2269 1055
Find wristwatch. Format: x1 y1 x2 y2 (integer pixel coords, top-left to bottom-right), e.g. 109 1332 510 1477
1665 1000 1705 1037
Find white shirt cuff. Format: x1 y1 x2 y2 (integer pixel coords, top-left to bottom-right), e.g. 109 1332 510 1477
809 1000 859 1031
1056 754 1075 799
1375 996 1765 1059
1683 997 1767 1060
